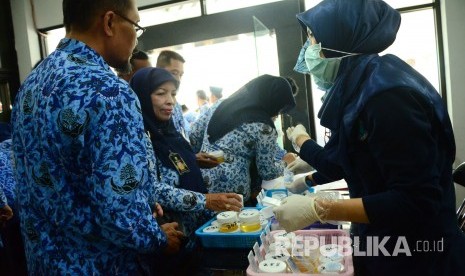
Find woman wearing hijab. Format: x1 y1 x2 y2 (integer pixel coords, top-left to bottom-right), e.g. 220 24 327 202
189 74 297 203
129 67 242 247
274 0 465 275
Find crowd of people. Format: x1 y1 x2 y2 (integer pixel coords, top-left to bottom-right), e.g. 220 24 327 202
1 0 465 275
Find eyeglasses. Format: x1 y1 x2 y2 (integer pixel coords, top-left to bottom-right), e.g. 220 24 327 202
113 11 146 37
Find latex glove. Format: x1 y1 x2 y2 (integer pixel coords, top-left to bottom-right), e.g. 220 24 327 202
273 194 322 232
285 176 309 194
286 157 313 174
286 124 310 145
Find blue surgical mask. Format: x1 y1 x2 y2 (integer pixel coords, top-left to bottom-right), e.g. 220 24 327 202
294 41 358 91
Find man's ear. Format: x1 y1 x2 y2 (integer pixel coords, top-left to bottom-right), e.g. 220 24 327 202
102 11 116 37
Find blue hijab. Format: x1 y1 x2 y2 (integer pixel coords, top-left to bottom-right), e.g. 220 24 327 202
130 67 207 194
296 0 455 168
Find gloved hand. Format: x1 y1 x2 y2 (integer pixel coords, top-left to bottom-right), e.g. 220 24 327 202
286 157 313 174
273 194 322 232
286 124 310 146
285 175 309 194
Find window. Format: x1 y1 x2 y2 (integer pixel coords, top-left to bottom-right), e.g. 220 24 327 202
305 0 433 10
139 0 201 27
44 28 65 55
205 0 285 15
146 33 264 113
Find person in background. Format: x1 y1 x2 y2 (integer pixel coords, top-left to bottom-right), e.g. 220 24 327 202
156 51 218 169
189 75 297 203
181 104 197 137
0 142 13 225
118 49 152 82
0 139 27 276
129 67 242 275
196 89 210 117
209 86 223 104
156 50 187 138
11 0 183 273
156 50 185 81
274 0 465 274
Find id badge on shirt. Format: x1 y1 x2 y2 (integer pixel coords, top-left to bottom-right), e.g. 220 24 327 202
169 151 190 175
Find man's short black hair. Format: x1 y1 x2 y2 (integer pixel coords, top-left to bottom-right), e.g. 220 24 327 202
156 50 185 67
63 0 132 32
196 90 207 101
131 49 149 61
210 86 223 99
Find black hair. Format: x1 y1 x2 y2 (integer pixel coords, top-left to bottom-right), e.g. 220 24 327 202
156 50 185 67
181 104 188 112
63 0 132 32
131 49 149 61
284 77 299 97
210 86 223 99
196 90 207 101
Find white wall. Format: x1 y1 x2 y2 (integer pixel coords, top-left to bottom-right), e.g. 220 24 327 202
11 0 42 81
442 0 465 166
441 0 465 209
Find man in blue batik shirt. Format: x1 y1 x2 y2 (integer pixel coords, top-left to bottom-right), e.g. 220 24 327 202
11 0 183 274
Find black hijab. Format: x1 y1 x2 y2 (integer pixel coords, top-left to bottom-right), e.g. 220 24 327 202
130 67 207 193
207 74 295 143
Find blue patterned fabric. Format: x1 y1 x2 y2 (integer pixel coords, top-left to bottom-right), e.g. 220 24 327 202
11 38 168 274
0 188 6 208
0 139 15 208
197 103 210 118
190 102 285 202
155 163 213 242
172 103 188 139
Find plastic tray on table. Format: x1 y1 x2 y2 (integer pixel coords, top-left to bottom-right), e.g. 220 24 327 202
195 207 270 249
246 229 354 276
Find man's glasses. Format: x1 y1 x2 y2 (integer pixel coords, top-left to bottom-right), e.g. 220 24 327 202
114 12 146 37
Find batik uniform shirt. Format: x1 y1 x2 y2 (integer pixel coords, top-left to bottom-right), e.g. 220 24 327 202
0 187 6 208
0 139 15 208
197 102 210 118
172 103 188 139
143 136 208 213
152 157 213 243
11 38 167 275
190 102 285 201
